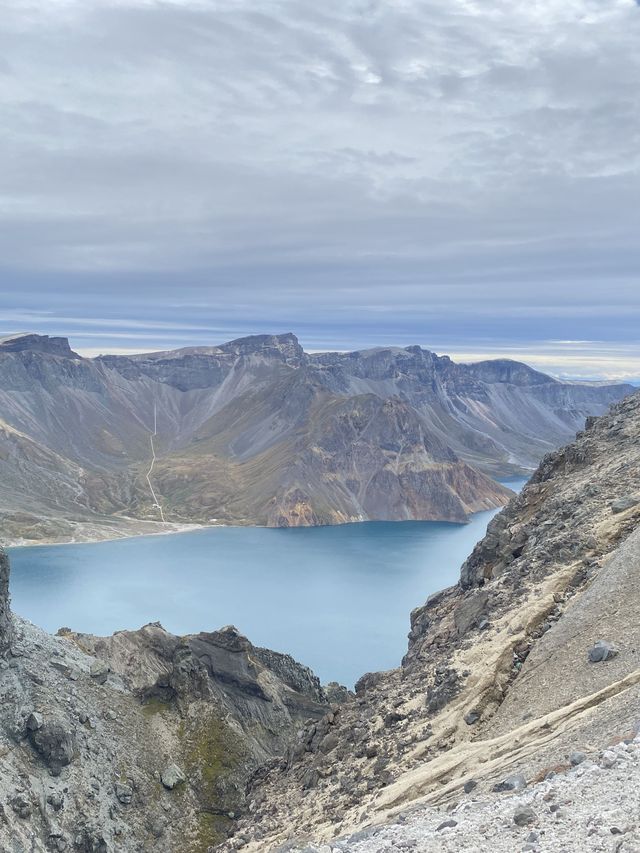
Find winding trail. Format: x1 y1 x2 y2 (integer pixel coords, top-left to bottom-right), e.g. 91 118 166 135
145 404 166 523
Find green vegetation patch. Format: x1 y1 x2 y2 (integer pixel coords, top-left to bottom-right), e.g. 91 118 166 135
182 710 248 851
141 697 172 718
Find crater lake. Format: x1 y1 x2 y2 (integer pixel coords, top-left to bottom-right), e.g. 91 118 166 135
8 480 526 686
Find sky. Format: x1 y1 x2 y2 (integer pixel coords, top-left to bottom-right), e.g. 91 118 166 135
0 0 639 378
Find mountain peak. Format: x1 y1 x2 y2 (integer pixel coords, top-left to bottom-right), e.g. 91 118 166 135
220 332 304 362
464 357 556 385
0 333 79 359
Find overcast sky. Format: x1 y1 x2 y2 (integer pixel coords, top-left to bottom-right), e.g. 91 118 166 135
1 0 639 377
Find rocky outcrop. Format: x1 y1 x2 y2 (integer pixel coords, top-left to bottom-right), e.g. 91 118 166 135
223 390 640 851
0 548 10 653
0 332 631 544
262 393 513 526
64 622 328 734
0 548 331 852
0 332 80 358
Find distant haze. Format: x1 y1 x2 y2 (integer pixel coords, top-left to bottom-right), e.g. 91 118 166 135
1 1 639 379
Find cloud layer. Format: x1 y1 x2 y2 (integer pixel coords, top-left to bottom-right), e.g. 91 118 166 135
0 0 638 373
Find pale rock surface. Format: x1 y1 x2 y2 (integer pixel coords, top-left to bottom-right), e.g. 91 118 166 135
283 735 640 852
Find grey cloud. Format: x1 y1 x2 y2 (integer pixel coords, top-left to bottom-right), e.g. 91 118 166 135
0 0 638 369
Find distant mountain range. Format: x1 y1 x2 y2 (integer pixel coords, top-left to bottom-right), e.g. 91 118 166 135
0 332 632 543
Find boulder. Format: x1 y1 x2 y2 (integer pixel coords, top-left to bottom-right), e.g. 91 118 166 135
324 682 353 704
354 671 385 696
89 660 110 685
588 640 618 662
319 732 340 754
513 805 536 826
425 667 461 714
600 750 618 768
611 496 639 514
27 711 44 732
302 767 319 790
114 781 133 805
384 711 407 728
11 793 32 819
493 773 527 793
161 763 186 790
454 591 489 635
29 719 76 776
47 792 65 811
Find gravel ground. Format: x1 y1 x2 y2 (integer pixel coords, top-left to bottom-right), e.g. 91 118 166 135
292 733 640 853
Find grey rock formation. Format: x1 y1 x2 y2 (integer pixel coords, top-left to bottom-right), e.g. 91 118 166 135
0 547 330 851
0 547 10 652
587 640 618 662
324 682 354 704
89 659 110 683
453 590 489 634
493 773 527 793
28 717 76 776
223 390 640 851
611 495 639 513
161 763 186 790
0 332 80 358
0 332 631 543
513 805 536 826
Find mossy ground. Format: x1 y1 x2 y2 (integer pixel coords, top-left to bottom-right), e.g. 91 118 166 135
141 697 172 718
182 709 247 851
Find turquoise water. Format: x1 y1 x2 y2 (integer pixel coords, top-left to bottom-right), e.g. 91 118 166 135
8 481 526 686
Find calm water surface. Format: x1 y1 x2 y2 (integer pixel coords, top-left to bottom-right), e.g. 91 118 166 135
9 480 526 686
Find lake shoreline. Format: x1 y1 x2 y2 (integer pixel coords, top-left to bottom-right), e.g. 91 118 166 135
3 510 491 551
4 477 531 551
9 509 513 686
3 520 215 551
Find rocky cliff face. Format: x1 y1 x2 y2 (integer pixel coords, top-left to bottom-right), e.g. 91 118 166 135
224 390 640 851
0 549 10 654
0 332 632 543
0 333 80 358
0 546 332 852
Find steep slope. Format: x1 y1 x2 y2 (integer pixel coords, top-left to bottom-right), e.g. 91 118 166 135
226 390 640 851
279 735 640 852
0 332 632 543
152 388 512 526
0 552 331 852
311 347 630 473
1 386 639 853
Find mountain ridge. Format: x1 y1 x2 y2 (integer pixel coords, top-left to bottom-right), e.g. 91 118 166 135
0 331 632 544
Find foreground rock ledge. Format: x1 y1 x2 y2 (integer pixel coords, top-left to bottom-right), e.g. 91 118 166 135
0 571 336 852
